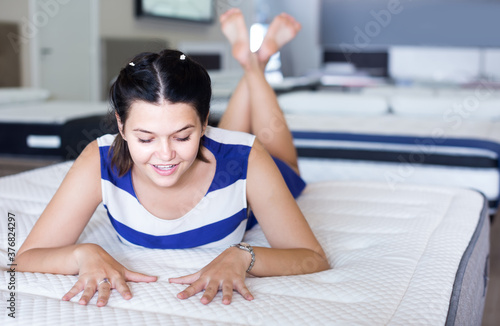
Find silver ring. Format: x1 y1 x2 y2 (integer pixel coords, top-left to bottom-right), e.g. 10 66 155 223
98 278 111 287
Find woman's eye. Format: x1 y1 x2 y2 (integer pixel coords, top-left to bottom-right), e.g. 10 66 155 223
177 136 191 142
138 138 152 143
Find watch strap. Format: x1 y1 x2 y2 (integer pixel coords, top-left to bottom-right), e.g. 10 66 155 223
231 242 255 273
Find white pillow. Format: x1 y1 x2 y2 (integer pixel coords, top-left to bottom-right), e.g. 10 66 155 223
390 94 500 120
278 91 389 116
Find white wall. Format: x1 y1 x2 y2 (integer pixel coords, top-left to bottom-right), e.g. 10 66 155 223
256 0 322 76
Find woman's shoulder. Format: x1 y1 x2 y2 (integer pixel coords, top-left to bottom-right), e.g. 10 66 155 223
205 126 255 147
66 139 101 181
77 139 101 164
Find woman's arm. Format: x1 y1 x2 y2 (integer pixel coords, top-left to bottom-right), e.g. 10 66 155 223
245 139 330 276
15 140 103 273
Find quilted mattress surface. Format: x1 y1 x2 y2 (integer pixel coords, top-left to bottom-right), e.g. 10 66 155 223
0 162 485 325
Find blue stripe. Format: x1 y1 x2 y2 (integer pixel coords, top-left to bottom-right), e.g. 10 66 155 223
292 131 500 154
204 136 251 194
99 145 136 198
104 204 248 249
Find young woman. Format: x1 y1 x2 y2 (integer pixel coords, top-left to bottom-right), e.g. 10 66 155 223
15 9 329 307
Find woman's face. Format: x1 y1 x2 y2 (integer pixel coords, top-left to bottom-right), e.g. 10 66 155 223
118 100 206 189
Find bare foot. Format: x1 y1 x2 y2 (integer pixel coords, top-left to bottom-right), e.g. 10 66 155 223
220 8 251 66
258 13 301 64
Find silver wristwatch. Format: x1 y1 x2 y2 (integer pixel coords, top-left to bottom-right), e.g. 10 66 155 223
231 242 255 273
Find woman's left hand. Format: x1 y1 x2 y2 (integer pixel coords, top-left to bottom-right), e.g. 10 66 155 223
168 246 254 305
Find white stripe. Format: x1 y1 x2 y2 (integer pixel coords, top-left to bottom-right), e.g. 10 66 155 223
97 133 116 147
102 178 247 236
205 126 255 147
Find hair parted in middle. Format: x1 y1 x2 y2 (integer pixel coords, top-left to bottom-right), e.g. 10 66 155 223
108 49 212 176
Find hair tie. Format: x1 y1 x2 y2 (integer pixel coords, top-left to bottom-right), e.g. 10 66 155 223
129 62 135 67
180 54 186 60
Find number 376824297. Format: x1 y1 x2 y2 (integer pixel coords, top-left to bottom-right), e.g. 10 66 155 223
7 213 16 263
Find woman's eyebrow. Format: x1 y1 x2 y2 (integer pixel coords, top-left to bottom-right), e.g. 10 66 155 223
174 125 195 133
132 125 195 135
132 128 153 134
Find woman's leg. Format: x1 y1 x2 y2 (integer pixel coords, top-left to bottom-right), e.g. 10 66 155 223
217 9 252 134
218 9 302 174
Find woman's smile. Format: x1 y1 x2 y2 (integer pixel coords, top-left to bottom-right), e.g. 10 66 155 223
151 163 179 176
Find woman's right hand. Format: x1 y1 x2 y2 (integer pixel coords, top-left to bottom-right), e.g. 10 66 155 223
62 243 157 307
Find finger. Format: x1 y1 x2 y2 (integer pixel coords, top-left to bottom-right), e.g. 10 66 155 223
169 272 199 285
124 270 158 283
113 279 133 300
200 282 220 305
235 281 254 301
177 280 206 300
62 280 85 301
79 281 98 305
221 282 234 305
96 281 112 307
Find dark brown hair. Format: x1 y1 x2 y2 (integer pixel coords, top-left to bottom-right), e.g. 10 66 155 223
108 49 212 176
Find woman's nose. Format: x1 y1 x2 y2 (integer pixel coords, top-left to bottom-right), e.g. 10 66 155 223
157 140 175 161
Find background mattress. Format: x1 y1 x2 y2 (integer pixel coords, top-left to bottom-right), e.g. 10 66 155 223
286 114 500 213
0 162 489 325
0 101 114 159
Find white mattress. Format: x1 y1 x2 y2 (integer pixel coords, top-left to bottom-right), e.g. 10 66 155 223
389 95 500 120
0 88 51 105
286 114 500 141
0 162 488 325
0 101 109 124
298 158 499 200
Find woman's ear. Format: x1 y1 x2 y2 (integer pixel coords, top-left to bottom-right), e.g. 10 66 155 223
115 112 126 140
201 116 209 137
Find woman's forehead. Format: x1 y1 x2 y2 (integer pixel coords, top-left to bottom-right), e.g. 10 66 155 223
125 100 201 131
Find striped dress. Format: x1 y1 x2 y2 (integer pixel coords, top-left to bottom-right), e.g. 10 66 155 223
97 126 305 249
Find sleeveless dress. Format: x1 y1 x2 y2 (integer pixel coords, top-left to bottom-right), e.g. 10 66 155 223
97 126 305 249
